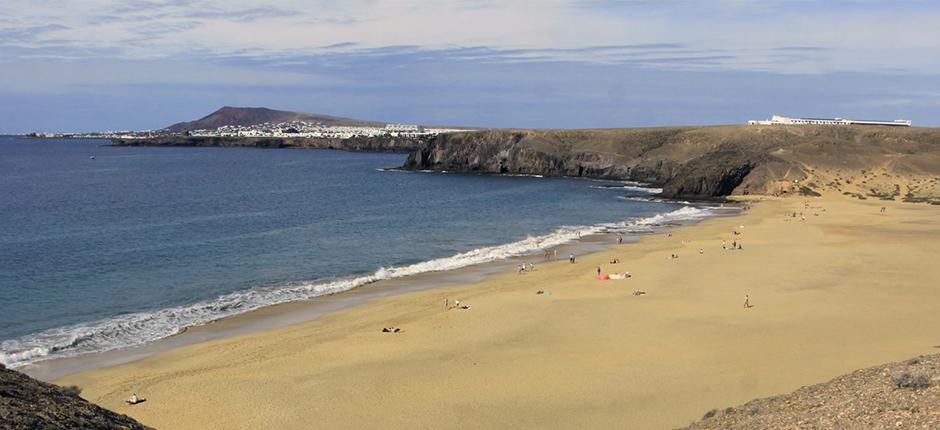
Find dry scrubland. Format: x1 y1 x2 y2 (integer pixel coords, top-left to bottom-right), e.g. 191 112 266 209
58 191 940 429
404 125 940 200
683 354 940 429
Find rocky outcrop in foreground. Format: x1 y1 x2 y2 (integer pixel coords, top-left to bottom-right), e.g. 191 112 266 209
403 126 940 199
0 365 150 429
680 354 940 429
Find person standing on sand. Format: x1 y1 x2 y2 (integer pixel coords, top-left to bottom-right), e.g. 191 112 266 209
569 254 576 264
744 294 751 308
597 266 602 276
618 234 623 245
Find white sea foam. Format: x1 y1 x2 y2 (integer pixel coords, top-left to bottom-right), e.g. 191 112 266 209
620 195 691 205
0 206 714 368
591 184 663 194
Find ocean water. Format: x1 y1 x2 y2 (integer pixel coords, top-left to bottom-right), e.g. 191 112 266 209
0 137 709 367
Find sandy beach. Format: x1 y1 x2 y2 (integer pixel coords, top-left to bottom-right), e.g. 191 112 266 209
56 194 940 429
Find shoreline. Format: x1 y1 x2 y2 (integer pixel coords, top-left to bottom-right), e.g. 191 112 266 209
20 202 736 381
55 193 940 429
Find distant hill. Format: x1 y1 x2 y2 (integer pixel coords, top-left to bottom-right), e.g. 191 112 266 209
166 107 387 132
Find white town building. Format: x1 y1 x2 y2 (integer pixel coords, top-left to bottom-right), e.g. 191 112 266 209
748 114 911 127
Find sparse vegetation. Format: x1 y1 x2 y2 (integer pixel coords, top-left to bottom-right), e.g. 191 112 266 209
682 354 940 429
799 186 821 197
62 385 82 397
893 371 930 390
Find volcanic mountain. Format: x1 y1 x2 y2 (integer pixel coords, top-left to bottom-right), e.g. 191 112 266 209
165 106 387 132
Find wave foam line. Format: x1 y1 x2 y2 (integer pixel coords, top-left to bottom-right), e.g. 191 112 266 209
0 206 713 368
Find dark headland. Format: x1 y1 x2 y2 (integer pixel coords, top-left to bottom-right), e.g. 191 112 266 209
113 108 940 201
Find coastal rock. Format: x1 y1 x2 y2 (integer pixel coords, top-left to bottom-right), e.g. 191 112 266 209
403 126 940 199
680 353 940 429
116 125 940 200
0 367 151 429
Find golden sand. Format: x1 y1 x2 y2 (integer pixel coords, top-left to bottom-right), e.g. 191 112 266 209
58 195 940 429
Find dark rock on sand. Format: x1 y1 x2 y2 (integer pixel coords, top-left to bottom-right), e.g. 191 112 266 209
0 366 151 430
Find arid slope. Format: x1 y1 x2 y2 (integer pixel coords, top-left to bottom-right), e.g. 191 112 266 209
681 354 939 429
166 106 386 132
403 125 940 199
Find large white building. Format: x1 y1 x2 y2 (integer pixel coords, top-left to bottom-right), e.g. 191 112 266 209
748 115 911 127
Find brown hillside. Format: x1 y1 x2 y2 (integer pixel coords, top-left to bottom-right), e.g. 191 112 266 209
404 125 940 200
166 106 387 132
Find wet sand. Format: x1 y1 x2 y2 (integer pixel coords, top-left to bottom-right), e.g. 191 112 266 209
26 229 624 382
57 195 940 429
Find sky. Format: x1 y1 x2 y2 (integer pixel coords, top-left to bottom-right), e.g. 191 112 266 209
1 0 939 133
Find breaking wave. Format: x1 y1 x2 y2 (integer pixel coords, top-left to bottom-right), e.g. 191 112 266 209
0 206 713 368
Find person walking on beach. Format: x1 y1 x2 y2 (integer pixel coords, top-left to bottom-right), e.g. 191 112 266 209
597 266 602 276
881 206 887 214
744 294 751 308
618 234 623 245
569 253 576 264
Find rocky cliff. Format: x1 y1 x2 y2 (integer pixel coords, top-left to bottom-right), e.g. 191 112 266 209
114 125 940 201
402 126 940 199
112 134 427 153
0 365 151 429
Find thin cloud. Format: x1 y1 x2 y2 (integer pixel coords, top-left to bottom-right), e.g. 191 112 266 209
0 0 937 74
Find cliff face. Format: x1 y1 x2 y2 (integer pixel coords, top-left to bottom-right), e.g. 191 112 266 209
403 126 940 199
0 366 151 429
115 125 940 201
112 134 426 153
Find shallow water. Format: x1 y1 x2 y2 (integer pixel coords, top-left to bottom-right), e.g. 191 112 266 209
0 137 705 367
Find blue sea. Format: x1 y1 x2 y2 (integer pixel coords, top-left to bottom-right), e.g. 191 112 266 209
0 137 710 367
